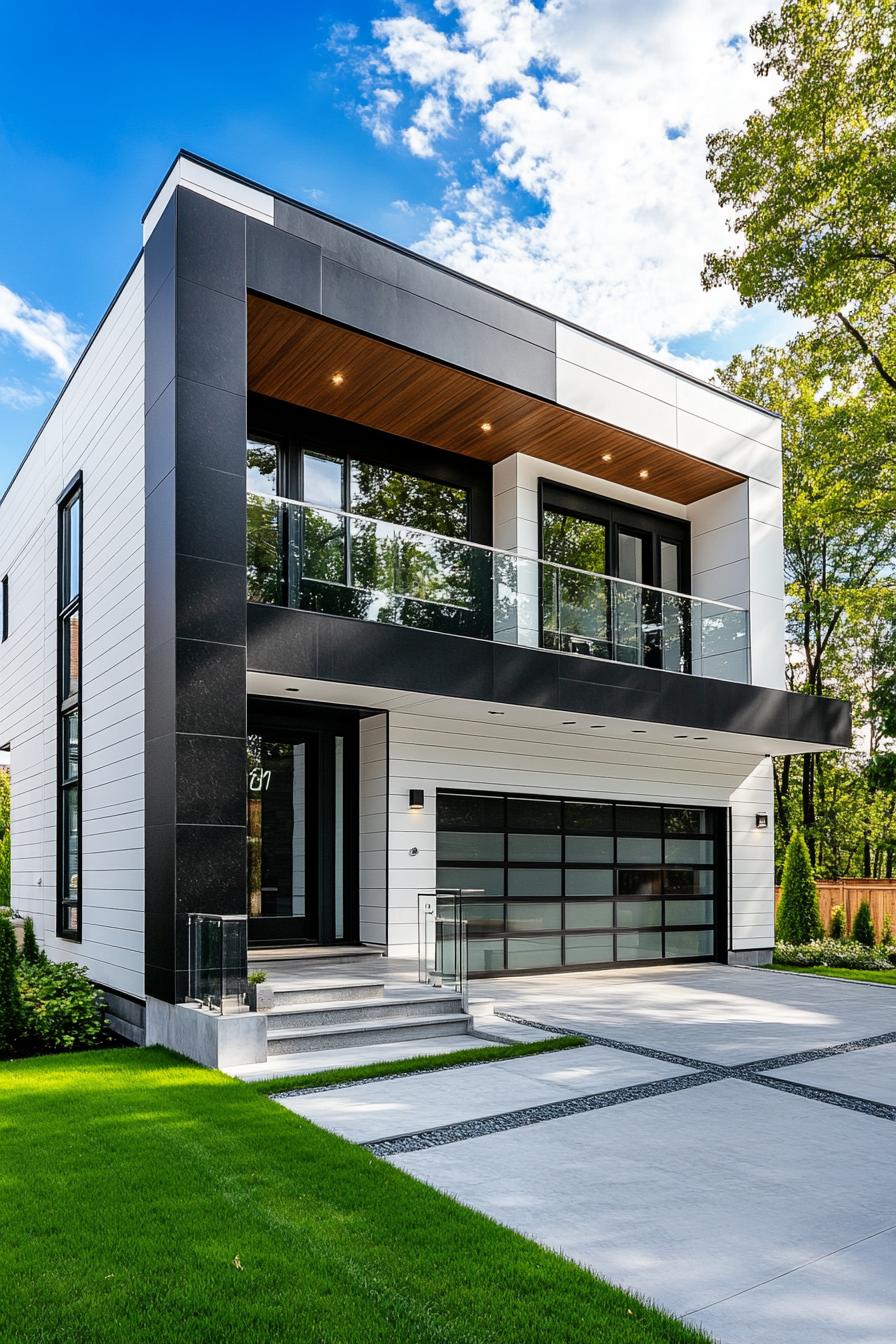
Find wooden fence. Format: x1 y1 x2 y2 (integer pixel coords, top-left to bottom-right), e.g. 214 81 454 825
774 880 896 937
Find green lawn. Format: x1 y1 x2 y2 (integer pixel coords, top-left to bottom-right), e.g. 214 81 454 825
770 961 896 986
246 1033 589 1095
0 1047 710 1344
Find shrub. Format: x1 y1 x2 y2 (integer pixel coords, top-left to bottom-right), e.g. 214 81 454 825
21 916 45 965
0 913 23 1055
829 905 846 940
852 900 876 948
881 913 894 947
248 970 267 985
17 960 106 1054
776 832 823 944
775 938 892 970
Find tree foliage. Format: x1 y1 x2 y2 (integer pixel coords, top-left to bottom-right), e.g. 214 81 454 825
777 832 823 942
852 899 877 947
0 914 22 1056
704 0 896 393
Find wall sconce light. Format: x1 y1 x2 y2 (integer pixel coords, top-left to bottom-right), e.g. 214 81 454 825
755 813 769 829
409 789 425 811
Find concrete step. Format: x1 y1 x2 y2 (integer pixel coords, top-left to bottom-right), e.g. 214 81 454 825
265 992 464 1033
266 1012 472 1056
250 946 385 968
269 980 386 1008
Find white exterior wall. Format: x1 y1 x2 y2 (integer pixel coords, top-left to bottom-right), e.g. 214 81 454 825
0 262 145 997
381 707 774 958
358 712 388 946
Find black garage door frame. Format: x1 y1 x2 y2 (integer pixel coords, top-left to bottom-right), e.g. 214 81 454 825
435 789 728 976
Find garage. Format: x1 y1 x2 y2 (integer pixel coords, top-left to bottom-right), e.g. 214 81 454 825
435 790 725 974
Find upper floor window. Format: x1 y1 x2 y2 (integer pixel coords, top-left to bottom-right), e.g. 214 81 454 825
1 575 8 642
58 481 82 938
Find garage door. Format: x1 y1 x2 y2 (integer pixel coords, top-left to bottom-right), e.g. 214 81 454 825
435 791 724 975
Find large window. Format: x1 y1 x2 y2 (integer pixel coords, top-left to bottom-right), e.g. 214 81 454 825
436 791 721 975
58 482 82 937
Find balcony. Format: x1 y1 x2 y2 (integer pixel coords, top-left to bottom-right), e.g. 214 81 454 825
247 493 750 683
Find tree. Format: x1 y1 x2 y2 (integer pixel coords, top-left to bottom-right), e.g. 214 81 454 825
704 0 896 394
852 899 877 948
717 332 896 871
0 767 9 907
829 905 846 940
21 917 44 966
0 914 22 1055
776 831 823 943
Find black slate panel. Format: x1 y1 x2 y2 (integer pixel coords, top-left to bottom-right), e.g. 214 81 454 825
246 216 322 313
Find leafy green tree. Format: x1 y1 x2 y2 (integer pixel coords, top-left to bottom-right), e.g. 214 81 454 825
852 899 877 948
881 912 894 946
0 767 10 908
21 917 44 966
704 0 896 393
776 832 823 943
0 914 22 1055
829 905 846 940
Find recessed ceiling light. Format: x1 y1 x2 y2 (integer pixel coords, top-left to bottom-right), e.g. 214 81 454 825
286 686 299 692
488 709 504 715
601 452 613 462
694 735 708 741
638 468 650 479
632 729 647 733
673 734 688 739
590 724 606 729
331 372 345 386
562 720 576 726
480 421 493 433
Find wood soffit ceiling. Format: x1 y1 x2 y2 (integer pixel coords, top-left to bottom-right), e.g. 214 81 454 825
247 296 744 505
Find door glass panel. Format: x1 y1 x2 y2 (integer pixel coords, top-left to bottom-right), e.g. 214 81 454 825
438 793 504 830
616 899 661 927
564 900 614 929
565 933 613 963
506 902 562 932
617 931 662 960
351 462 469 538
616 805 661 833
617 869 662 896
565 835 614 862
507 936 562 969
436 866 504 897
665 838 714 864
565 801 613 833
542 510 610 653
665 929 714 957
665 807 711 835
247 736 310 923
660 540 680 591
507 797 561 832
507 868 562 898
664 899 714 926
565 868 613 897
437 832 504 862
665 868 714 896
247 438 278 497
462 902 506 934
467 939 505 973
617 530 644 584
617 837 662 863
507 833 561 862
543 509 607 572
334 736 344 939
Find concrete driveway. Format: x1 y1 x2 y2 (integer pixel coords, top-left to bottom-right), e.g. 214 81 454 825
276 964 896 1344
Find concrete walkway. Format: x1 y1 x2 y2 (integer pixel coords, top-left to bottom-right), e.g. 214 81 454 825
275 964 896 1344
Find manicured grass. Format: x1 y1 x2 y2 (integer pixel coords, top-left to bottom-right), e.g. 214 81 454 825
770 960 896 986
0 1048 710 1344
245 1033 589 1095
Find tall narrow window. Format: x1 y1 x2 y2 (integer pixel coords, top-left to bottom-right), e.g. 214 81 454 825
58 483 81 938
1 575 8 642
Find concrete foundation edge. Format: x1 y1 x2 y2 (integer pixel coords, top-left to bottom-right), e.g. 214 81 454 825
145 997 268 1068
728 947 774 967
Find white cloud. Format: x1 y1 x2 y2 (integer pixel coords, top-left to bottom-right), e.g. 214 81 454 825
0 283 85 380
0 380 46 411
354 0 781 364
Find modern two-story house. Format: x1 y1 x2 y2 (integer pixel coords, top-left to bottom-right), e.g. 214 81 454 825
0 153 850 1057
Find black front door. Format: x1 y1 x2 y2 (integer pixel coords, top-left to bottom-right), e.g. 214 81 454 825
246 706 358 947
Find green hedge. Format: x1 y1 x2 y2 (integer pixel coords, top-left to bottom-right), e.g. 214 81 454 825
775 938 896 970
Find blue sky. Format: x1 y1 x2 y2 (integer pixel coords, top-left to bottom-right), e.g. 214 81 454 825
0 0 785 494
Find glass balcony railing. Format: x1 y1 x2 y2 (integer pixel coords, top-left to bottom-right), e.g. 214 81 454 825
247 492 751 683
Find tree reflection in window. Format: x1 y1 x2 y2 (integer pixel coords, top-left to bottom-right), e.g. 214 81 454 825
542 508 611 654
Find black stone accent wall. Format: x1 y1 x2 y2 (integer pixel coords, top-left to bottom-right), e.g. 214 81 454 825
247 605 852 749
144 188 250 1003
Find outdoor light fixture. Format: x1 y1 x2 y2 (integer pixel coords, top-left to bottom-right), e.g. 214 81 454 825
639 468 650 479
408 789 424 811
480 421 493 433
331 372 345 386
756 813 769 829
601 452 613 462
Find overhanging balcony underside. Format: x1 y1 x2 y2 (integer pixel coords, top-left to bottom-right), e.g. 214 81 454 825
247 296 744 505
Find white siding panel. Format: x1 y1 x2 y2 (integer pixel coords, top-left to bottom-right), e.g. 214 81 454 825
358 714 388 946
0 262 145 999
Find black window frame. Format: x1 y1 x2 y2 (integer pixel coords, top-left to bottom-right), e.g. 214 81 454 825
57 474 82 940
435 788 726 975
1 573 7 642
